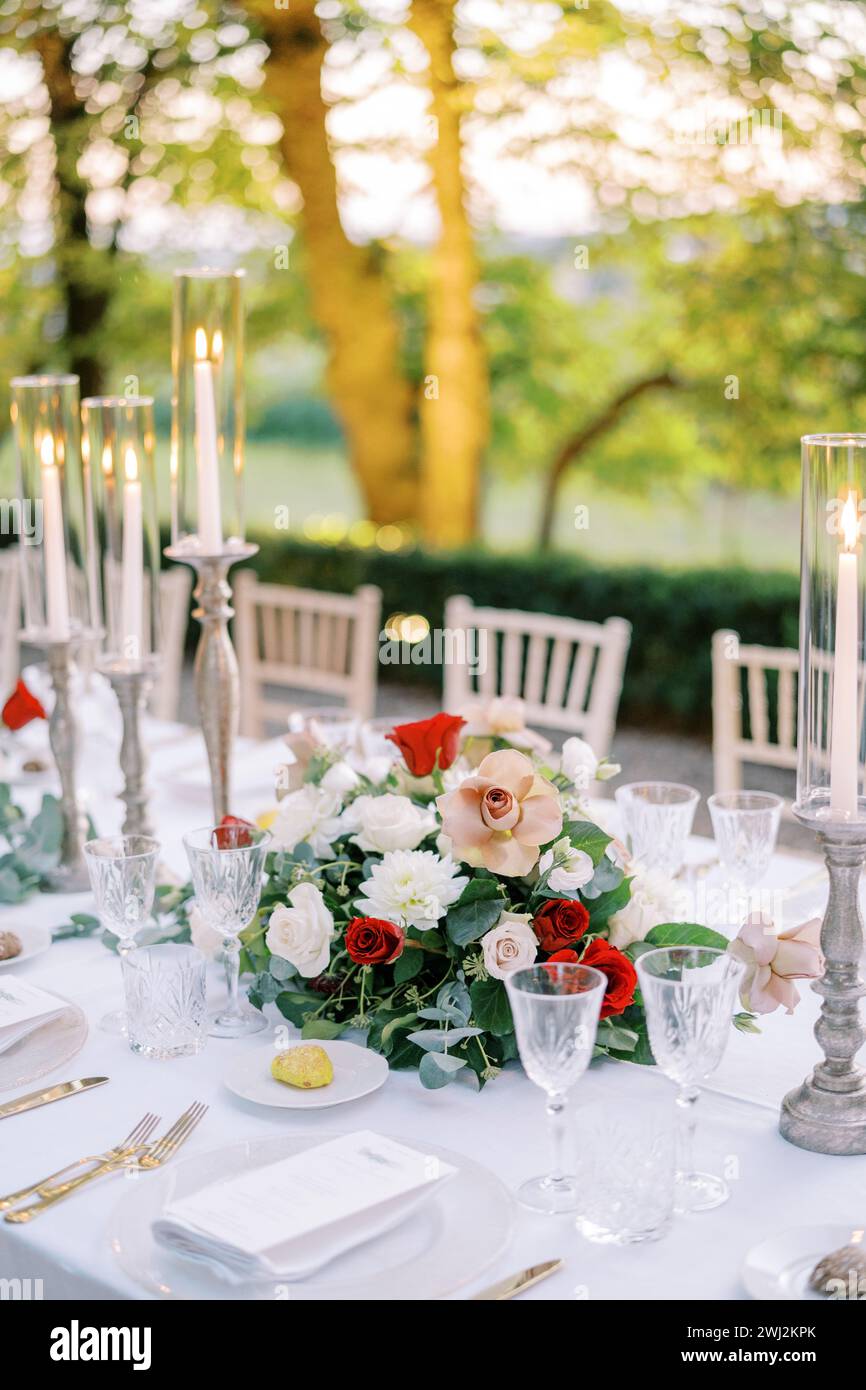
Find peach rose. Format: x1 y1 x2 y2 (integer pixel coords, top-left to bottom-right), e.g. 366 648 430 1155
727 912 824 1015
435 748 562 876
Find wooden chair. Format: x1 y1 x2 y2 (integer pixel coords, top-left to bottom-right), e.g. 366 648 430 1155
442 594 631 755
0 549 20 699
151 566 193 723
712 628 799 801
233 571 382 738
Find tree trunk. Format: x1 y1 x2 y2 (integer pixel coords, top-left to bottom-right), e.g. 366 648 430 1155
538 372 679 549
246 1 418 526
410 0 488 547
35 32 111 397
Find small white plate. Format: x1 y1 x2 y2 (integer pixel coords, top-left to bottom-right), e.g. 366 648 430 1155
223 1040 389 1110
743 1224 854 1300
0 924 52 970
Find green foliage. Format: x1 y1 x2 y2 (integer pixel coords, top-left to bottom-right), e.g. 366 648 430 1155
0 787 64 904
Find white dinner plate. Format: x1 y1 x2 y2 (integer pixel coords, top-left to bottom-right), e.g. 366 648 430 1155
742 1224 855 1300
109 1133 514 1300
0 924 52 970
223 1040 389 1109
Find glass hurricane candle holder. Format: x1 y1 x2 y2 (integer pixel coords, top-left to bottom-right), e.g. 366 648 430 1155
170 268 247 557
82 396 161 836
10 374 98 890
166 268 257 821
782 434 866 1155
82 396 160 672
10 374 98 644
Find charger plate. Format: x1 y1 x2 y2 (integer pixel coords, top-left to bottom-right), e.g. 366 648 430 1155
109 1132 514 1301
0 990 88 1092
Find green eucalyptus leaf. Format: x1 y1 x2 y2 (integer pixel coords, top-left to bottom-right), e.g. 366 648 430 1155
275 990 319 1027
406 1026 483 1053
446 893 503 947
560 820 612 865
419 1052 467 1088
301 1017 346 1040
393 947 423 983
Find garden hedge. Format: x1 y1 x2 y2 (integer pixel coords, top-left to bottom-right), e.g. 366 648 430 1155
226 534 800 735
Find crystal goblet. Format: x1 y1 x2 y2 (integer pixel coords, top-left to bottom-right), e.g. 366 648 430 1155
615 781 700 876
636 946 745 1213
183 823 271 1038
83 834 161 1034
504 961 606 1215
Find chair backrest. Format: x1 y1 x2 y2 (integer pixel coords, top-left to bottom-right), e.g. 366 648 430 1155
233 571 382 738
442 594 631 755
712 628 799 800
0 550 20 699
150 566 193 723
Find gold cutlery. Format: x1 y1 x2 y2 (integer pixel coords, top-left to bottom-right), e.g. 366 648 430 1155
4 1101 208 1222
0 1076 108 1121
0 1112 159 1212
471 1258 563 1300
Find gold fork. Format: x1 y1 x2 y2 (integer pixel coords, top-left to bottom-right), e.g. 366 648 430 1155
0 1113 160 1213
4 1102 208 1223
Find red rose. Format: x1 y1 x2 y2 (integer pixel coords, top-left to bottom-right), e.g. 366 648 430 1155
387 712 465 777
345 916 405 966
546 948 581 965
2 679 47 731
581 938 638 1019
211 815 256 850
533 898 590 953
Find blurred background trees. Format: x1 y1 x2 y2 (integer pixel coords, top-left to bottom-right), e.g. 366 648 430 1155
0 0 865 557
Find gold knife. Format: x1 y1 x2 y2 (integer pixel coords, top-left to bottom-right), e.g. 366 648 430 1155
471 1259 564 1300
0 1077 108 1120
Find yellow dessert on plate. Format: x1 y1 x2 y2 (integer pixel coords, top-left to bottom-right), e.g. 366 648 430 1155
271 1044 334 1089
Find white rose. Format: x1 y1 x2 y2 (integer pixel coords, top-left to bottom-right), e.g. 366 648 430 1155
481 912 538 982
321 760 361 796
265 882 335 977
345 793 437 854
538 838 594 893
189 904 223 960
607 864 685 950
270 785 343 857
560 737 600 790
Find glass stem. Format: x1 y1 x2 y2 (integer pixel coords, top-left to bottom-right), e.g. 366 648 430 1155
546 1092 569 1187
676 1084 700 1177
223 936 240 1017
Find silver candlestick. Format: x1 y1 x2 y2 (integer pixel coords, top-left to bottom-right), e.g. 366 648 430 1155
164 544 257 822
780 815 866 1154
43 640 90 892
106 667 154 837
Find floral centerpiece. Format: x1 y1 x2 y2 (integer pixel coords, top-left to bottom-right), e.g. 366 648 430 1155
232 705 766 1090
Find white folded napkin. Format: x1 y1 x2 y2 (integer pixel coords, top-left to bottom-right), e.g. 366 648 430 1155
152 1130 457 1284
0 978 68 1056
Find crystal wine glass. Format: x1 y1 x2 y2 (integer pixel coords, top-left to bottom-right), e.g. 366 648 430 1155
636 946 745 1213
504 961 606 1215
183 823 271 1038
615 781 700 876
707 791 783 892
83 834 161 1034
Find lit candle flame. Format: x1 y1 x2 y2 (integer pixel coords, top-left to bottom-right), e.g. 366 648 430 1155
124 446 138 483
212 328 223 360
195 327 208 361
841 491 859 552
101 443 113 477
40 434 54 468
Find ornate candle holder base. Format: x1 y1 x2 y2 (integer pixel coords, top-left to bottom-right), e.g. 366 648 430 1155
43 639 89 894
105 665 155 838
164 543 257 822
780 817 866 1154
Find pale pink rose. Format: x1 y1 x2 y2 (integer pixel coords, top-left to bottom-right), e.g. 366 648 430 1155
436 748 562 877
459 696 552 759
728 913 824 1015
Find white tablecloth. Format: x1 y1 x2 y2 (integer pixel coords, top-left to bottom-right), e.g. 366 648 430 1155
1 719 864 1301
